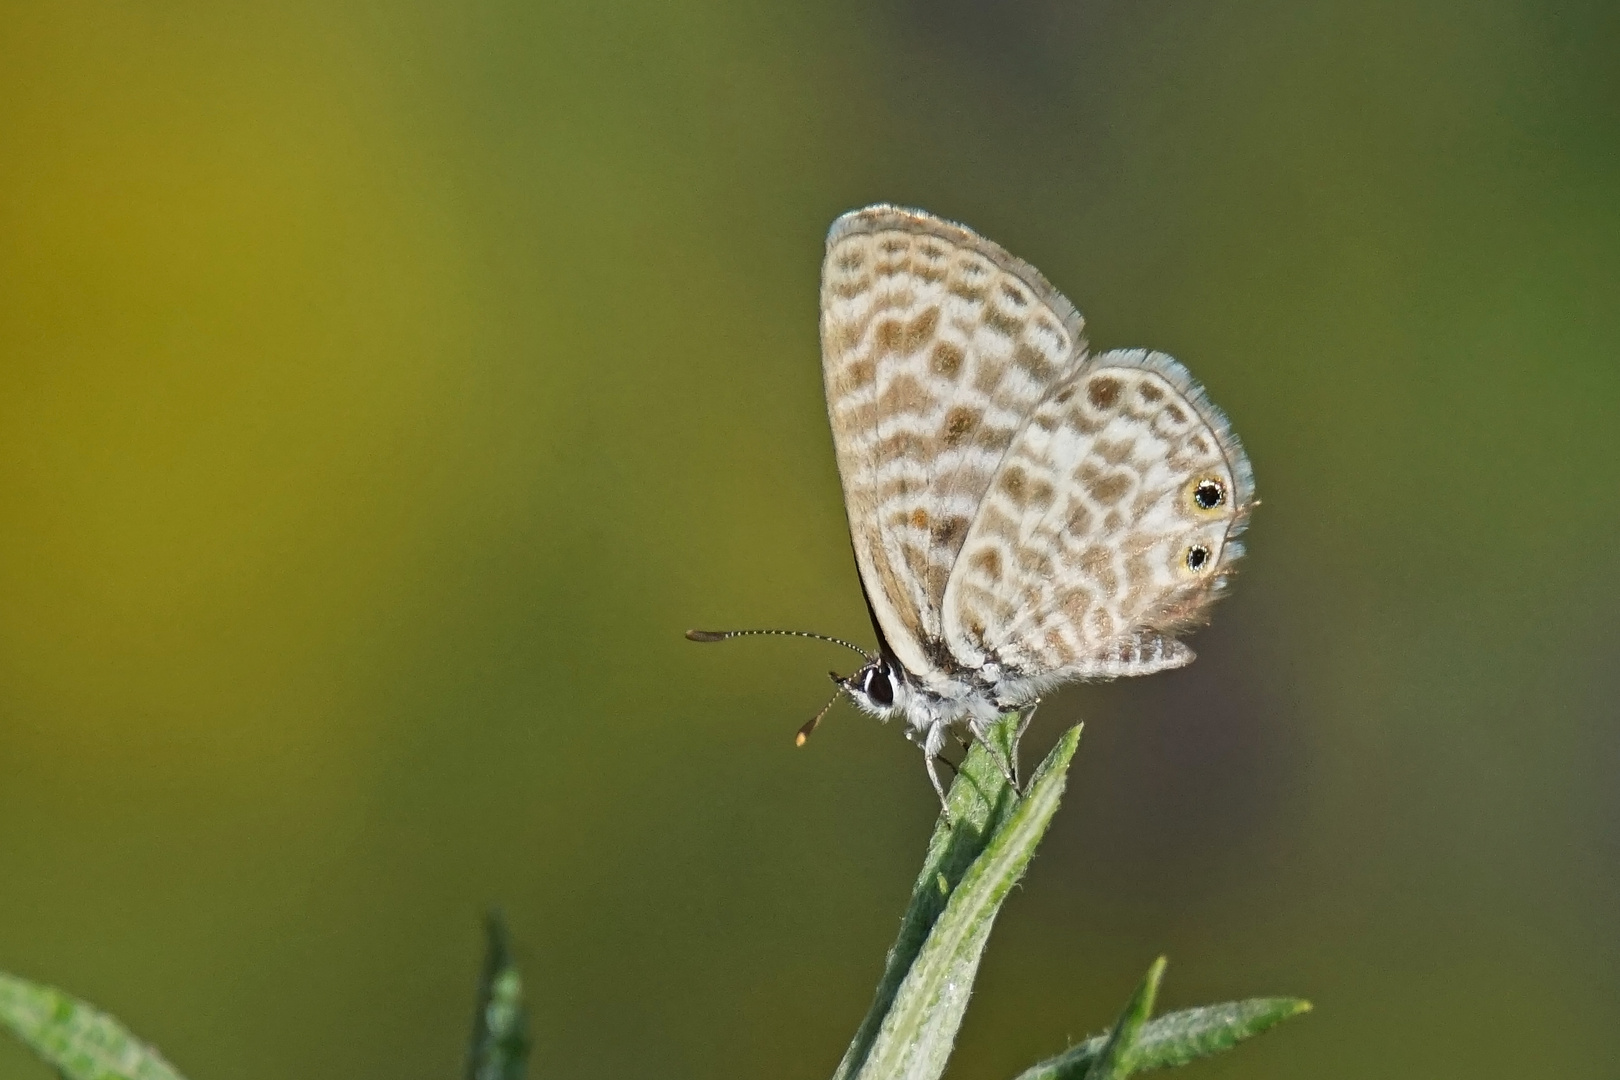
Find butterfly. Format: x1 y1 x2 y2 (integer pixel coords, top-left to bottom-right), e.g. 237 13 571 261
691 205 1254 808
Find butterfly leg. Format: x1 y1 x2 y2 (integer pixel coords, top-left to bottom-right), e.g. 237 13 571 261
1010 699 1041 791
923 721 953 818
966 719 1020 794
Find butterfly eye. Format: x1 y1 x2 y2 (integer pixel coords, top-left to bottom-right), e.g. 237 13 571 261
1192 478 1226 511
1186 544 1211 572
864 667 894 707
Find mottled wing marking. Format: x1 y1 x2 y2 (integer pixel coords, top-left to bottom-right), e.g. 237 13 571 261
821 205 1084 684
942 348 1255 679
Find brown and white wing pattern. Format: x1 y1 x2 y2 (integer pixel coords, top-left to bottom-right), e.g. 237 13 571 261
942 349 1255 683
820 206 1085 686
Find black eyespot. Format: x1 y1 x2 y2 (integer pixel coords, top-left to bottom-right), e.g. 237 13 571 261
1193 479 1226 510
864 667 894 707
1186 545 1211 572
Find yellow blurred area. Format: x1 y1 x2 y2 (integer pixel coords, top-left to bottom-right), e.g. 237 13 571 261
1 3 485 776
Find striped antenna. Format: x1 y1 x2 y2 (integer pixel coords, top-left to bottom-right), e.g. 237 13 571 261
684 627 871 662
796 678 847 747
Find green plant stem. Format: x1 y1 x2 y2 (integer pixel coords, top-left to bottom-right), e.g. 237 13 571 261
835 715 1080 1080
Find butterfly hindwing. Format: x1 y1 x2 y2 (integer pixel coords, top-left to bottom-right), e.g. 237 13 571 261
820 206 1084 685
941 348 1255 680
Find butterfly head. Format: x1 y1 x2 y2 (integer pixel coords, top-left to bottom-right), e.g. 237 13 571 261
836 656 911 719
685 626 916 743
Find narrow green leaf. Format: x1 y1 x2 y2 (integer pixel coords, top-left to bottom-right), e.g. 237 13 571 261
1081 957 1165 1080
1012 996 1312 1080
1130 997 1311 1070
841 720 1082 1080
465 911 531 1080
831 714 1029 1080
0 971 187 1080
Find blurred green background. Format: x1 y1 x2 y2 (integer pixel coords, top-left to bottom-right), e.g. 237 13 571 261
1 1 1617 1077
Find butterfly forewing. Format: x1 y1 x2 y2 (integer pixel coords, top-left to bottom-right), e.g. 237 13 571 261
942 348 1255 680
820 206 1085 685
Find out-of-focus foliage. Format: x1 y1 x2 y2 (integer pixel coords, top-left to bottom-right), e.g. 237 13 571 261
466 913 530 1080
0 972 188 1080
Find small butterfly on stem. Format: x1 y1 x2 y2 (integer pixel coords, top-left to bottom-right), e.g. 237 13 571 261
691 205 1255 811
